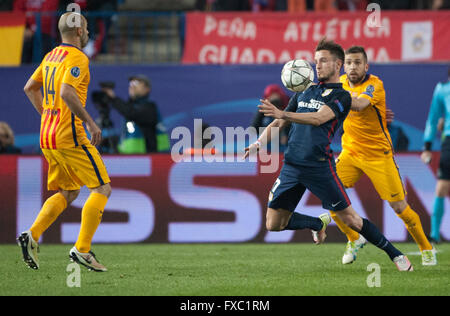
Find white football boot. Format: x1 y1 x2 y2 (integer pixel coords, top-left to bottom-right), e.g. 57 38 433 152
342 235 367 264
69 247 107 272
421 248 437 266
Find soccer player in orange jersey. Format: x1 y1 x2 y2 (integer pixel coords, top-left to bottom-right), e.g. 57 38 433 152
329 46 436 266
18 12 111 272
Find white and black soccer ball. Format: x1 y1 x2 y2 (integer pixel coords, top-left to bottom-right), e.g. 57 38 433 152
281 59 315 92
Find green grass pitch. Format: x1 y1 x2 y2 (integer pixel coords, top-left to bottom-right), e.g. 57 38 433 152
1 243 449 296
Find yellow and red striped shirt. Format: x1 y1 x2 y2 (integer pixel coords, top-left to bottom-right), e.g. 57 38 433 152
31 43 90 149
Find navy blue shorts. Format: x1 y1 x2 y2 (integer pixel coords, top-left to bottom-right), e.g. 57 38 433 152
268 161 351 212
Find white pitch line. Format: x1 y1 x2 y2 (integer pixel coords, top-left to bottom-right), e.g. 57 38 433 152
405 249 443 256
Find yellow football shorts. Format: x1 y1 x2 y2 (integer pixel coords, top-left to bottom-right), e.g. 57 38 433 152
42 144 110 191
336 150 405 202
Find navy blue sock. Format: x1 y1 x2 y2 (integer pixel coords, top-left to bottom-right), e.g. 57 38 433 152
359 218 402 260
285 212 323 231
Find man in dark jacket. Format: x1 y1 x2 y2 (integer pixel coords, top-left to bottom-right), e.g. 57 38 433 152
104 74 159 153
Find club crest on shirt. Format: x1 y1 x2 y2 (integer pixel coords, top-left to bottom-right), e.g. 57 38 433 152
322 89 333 97
363 85 375 97
71 67 81 78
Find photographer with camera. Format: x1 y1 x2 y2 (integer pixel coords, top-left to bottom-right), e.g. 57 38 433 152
92 81 120 153
102 74 166 154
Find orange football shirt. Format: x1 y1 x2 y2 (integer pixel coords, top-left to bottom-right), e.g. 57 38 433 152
31 43 90 149
340 74 394 160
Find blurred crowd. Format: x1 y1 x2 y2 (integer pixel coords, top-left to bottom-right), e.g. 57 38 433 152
0 0 122 63
195 0 450 11
1 0 449 64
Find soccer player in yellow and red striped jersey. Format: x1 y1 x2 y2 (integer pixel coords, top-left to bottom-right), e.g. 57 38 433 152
18 12 110 272
329 46 436 266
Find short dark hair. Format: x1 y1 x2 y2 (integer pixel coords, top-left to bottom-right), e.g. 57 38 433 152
315 38 345 65
345 46 368 63
129 74 151 89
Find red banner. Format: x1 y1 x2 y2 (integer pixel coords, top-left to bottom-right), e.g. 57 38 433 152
0 154 447 244
182 11 450 64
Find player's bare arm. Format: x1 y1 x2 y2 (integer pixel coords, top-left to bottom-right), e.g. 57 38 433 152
350 96 371 112
243 106 289 160
258 98 336 127
60 83 102 146
24 78 44 115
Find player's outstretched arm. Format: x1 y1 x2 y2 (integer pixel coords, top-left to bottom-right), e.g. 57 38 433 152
350 96 371 112
243 116 288 160
61 83 102 146
24 78 44 115
259 99 336 127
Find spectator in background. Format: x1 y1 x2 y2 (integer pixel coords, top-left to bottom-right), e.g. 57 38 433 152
275 0 287 10
336 0 368 11
103 74 168 154
251 84 290 148
287 0 307 12
195 0 207 10
0 122 21 154
210 0 251 11
250 0 287 11
198 0 287 11
432 0 450 9
386 108 409 152
315 0 337 11
59 0 118 59
0 0 13 10
288 0 336 12
369 0 413 9
14 0 59 64
198 0 443 11
251 0 274 11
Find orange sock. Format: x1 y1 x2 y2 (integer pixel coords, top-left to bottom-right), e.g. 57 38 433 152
75 192 108 253
330 211 360 242
397 205 432 252
30 192 67 242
